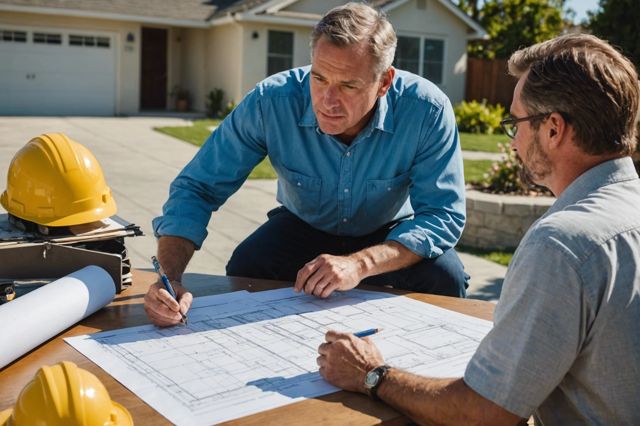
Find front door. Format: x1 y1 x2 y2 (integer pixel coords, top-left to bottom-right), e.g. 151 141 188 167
140 27 167 110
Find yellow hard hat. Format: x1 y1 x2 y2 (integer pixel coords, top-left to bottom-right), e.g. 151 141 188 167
0 361 132 426
0 133 117 226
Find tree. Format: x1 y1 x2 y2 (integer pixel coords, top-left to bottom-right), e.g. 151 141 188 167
588 0 640 71
456 0 480 20
460 0 567 59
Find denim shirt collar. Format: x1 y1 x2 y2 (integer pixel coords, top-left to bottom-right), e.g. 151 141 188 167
547 156 639 215
298 86 395 137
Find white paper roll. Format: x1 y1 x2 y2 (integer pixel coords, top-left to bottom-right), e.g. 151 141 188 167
0 265 116 369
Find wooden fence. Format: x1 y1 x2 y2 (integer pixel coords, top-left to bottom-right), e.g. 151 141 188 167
465 58 517 108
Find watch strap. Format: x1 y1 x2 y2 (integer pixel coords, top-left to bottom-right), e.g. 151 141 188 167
367 365 391 401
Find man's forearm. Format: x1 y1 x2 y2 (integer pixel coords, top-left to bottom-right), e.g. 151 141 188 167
349 241 422 280
378 371 521 426
157 236 196 282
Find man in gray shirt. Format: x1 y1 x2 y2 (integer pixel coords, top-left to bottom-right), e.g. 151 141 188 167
316 33 640 424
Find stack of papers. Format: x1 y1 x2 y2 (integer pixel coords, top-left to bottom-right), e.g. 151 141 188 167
0 214 142 247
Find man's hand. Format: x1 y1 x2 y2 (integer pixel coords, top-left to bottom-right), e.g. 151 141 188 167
294 254 363 297
317 330 385 393
144 280 193 327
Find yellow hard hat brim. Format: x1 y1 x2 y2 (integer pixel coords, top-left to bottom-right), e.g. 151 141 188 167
0 400 133 426
0 408 11 426
112 401 134 426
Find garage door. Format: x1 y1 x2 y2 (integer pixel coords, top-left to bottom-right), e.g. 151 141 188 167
0 27 116 116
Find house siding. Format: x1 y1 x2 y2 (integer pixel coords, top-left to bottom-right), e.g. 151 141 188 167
387 0 468 104
239 23 312 101
286 0 345 14
177 27 205 112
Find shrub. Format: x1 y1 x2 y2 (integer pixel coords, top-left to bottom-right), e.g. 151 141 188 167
206 88 225 118
454 100 505 134
476 142 553 196
221 101 236 119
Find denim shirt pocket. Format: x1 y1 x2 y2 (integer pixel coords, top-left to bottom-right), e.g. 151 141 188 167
278 166 322 217
365 171 411 220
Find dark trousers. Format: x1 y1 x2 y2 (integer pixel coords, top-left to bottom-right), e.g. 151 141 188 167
226 207 469 297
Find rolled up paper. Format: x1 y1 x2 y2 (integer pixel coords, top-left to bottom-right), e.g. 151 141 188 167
0 265 115 368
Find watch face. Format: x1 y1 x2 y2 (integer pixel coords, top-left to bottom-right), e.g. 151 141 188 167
365 370 380 388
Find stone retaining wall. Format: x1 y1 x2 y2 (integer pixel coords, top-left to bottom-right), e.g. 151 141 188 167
460 189 555 250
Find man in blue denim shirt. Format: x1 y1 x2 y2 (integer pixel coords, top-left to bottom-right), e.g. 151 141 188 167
144 3 467 326
318 34 640 424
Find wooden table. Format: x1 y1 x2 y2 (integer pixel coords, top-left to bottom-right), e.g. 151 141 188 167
0 271 494 425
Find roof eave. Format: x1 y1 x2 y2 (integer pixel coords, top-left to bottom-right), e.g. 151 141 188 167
209 11 318 28
0 4 209 28
381 0 487 40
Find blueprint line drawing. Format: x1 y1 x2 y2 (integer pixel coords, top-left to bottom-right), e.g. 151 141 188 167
66 288 492 425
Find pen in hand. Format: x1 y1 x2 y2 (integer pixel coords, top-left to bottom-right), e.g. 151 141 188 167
354 328 381 338
151 256 188 324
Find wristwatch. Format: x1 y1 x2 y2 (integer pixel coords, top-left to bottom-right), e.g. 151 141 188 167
364 365 391 400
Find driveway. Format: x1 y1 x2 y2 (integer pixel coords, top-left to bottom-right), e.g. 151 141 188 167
0 117 505 300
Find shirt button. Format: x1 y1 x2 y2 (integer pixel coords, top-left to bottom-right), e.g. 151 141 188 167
387 187 392 191
342 218 348 222
297 182 301 186
346 151 351 157
344 188 349 193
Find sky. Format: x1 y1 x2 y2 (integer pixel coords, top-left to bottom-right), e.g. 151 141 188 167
565 0 600 23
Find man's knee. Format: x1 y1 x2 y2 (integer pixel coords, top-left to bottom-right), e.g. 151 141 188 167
422 250 468 297
226 239 264 278
226 236 301 281
391 249 469 297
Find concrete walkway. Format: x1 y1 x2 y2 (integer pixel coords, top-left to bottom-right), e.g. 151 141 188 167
0 117 506 302
462 151 503 161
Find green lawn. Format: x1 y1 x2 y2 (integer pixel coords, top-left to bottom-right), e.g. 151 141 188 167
463 159 492 184
458 246 514 267
459 132 509 153
155 119 221 146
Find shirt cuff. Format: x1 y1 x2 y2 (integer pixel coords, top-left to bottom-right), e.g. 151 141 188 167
385 220 442 258
464 354 535 418
152 215 208 250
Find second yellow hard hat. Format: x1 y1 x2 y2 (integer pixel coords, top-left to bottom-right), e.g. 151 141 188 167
0 361 132 426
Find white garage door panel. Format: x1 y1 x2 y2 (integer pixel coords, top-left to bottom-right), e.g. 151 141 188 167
0 29 116 116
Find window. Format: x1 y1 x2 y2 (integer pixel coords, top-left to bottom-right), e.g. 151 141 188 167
33 32 62 45
267 30 293 76
69 34 110 48
395 36 420 75
423 39 444 84
0 30 27 43
394 36 444 84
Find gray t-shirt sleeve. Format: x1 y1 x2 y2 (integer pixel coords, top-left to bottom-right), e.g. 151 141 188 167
463 239 584 417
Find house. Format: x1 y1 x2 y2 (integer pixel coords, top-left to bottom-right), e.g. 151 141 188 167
0 0 486 116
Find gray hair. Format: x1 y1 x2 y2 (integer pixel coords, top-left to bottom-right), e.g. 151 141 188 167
311 2 397 78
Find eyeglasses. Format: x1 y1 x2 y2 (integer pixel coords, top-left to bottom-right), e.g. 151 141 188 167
500 113 550 139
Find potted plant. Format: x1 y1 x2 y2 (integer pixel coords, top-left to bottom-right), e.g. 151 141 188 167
171 86 190 112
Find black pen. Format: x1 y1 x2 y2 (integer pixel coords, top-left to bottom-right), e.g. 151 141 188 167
151 256 187 324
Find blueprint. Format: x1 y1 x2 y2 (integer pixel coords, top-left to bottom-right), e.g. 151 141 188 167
66 288 492 426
